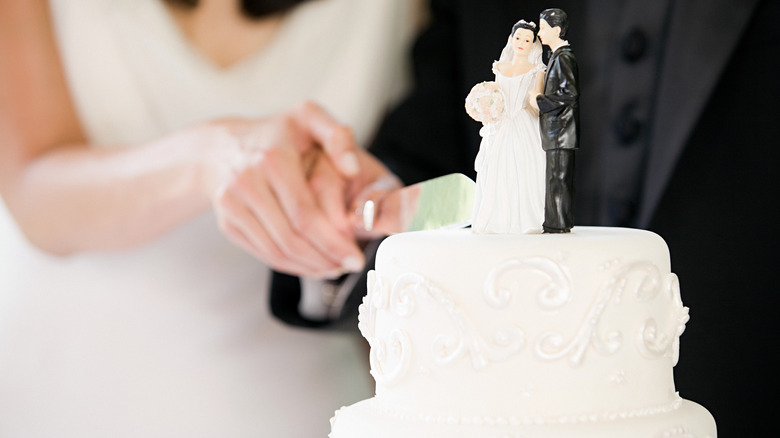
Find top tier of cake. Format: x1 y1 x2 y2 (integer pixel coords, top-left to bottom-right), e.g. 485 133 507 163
358 227 690 423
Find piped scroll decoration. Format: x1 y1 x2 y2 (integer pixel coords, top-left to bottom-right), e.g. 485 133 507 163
483 256 571 310
637 273 689 365
361 271 412 387
361 255 690 383
362 270 526 379
397 272 526 370
533 261 689 367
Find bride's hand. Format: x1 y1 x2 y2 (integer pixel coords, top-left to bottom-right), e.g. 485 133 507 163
201 102 367 278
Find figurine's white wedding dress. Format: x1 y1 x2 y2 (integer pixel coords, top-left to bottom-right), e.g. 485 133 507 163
0 0 415 437
472 63 546 234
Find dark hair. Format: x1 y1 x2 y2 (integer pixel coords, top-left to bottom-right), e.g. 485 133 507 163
510 19 538 41
539 8 568 38
164 0 313 19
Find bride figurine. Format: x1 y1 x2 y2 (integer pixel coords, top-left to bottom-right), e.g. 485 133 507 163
465 19 546 234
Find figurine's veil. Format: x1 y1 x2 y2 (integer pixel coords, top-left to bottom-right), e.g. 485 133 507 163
498 20 543 66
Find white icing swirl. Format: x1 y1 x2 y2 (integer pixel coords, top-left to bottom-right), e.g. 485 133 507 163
483 256 571 310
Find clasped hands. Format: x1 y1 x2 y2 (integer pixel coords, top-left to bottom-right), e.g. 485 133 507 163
201 101 399 279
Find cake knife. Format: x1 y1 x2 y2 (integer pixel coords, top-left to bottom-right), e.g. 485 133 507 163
357 173 476 235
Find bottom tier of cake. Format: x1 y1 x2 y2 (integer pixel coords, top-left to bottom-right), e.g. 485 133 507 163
330 397 716 438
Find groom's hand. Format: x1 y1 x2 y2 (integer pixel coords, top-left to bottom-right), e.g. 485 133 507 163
528 92 541 112
306 142 403 242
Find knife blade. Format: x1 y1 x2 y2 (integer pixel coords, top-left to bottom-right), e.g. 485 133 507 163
360 173 475 235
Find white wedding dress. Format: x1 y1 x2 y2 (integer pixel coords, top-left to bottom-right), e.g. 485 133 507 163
472 63 546 234
0 0 415 437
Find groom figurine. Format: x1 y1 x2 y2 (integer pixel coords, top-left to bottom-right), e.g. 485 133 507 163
531 8 579 233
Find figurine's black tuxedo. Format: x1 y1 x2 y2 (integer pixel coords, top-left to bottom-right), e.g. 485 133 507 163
271 1 778 435
538 46 579 153
537 45 579 232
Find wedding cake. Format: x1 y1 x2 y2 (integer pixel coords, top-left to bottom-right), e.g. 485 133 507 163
329 227 717 437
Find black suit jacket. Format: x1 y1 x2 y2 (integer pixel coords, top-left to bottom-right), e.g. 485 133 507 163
537 46 579 151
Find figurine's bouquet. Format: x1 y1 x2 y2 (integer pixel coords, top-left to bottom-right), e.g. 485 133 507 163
465 81 505 124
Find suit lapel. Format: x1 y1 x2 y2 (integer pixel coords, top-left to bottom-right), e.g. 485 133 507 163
639 0 759 226
544 49 561 89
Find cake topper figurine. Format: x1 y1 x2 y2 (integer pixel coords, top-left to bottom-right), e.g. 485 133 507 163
465 18 547 234
529 8 579 233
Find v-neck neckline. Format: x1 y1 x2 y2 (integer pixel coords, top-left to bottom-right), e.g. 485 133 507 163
146 0 287 75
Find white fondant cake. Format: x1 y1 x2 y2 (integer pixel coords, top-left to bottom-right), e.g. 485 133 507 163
330 227 716 437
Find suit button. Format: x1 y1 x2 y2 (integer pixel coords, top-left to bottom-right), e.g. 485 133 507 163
621 28 648 63
614 102 643 145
